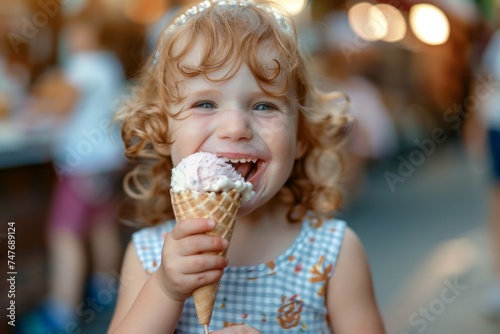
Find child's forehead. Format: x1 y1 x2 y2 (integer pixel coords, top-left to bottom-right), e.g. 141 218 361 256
163 37 296 103
177 64 291 101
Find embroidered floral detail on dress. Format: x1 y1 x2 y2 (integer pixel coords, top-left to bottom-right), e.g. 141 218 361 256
219 297 227 309
300 321 307 331
266 260 275 271
247 261 277 280
308 256 332 296
276 294 303 329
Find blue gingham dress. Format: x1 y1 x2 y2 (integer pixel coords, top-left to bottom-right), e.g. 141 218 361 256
132 218 346 333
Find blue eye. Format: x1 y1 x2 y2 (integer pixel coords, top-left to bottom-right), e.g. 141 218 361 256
194 101 217 109
253 102 278 111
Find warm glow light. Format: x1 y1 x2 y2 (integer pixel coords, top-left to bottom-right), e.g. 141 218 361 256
123 0 168 25
348 2 388 41
274 0 308 16
409 4 450 45
374 4 406 42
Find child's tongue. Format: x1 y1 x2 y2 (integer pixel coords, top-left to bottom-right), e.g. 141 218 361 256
232 162 252 180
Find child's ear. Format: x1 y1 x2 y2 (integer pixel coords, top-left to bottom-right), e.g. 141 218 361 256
295 140 308 159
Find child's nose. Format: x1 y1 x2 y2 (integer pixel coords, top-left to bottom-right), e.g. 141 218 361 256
216 109 253 141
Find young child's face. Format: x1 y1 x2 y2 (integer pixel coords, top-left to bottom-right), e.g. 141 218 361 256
167 52 304 215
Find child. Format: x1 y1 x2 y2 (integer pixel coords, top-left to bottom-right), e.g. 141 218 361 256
109 0 385 333
19 8 125 334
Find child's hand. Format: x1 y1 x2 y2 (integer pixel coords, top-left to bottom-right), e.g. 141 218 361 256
154 218 229 302
211 325 262 333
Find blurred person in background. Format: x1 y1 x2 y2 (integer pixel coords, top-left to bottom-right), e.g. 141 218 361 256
318 11 398 202
19 4 126 333
464 3 500 319
0 41 30 120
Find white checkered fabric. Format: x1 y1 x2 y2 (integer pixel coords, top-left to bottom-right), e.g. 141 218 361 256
132 218 346 333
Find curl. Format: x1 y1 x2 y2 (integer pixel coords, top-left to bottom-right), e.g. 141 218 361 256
116 1 354 226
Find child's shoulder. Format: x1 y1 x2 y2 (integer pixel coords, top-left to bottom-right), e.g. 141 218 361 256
325 222 386 332
131 220 176 274
303 218 368 275
317 219 365 264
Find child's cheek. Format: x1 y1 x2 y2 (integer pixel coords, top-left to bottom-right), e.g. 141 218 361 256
258 116 294 141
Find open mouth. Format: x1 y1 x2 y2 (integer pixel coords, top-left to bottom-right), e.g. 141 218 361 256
222 158 264 182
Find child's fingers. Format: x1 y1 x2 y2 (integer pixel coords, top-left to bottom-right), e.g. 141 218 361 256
185 269 225 287
177 235 228 256
182 254 228 274
170 218 215 240
165 267 224 295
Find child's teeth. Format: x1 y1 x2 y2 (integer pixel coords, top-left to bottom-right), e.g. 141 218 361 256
221 157 257 163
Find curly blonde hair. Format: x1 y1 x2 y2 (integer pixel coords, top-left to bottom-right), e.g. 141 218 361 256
115 0 353 226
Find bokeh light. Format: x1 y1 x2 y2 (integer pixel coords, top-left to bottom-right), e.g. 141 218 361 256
274 0 308 16
374 4 406 43
409 3 450 46
348 2 388 41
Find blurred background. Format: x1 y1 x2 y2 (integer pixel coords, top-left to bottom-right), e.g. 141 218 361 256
1 0 500 333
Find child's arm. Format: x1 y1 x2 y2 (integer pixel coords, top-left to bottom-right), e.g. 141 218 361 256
107 242 184 333
108 219 229 333
327 228 386 334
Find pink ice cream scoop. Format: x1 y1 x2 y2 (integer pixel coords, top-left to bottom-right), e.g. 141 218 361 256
171 152 254 201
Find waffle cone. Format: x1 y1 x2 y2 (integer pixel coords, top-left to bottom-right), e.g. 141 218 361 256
170 189 242 325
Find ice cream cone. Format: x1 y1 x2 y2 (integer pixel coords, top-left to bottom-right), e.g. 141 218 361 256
170 188 242 326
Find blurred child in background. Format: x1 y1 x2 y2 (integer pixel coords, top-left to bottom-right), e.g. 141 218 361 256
20 5 126 333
